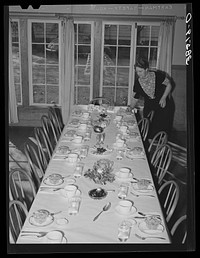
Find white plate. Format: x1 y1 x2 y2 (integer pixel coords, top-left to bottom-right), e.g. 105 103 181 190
29 214 54 227
115 171 133 182
42 236 68 243
132 180 154 193
43 177 64 186
55 146 70 155
115 205 137 216
138 221 165 235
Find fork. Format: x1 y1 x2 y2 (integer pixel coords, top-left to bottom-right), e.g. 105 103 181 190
130 192 155 197
135 233 166 240
21 231 48 238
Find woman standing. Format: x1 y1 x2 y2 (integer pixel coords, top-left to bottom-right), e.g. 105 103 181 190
131 57 175 139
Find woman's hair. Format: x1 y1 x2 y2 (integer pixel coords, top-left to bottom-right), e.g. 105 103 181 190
134 57 149 69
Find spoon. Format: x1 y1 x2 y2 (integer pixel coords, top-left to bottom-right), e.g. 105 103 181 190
93 202 111 221
135 233 166 240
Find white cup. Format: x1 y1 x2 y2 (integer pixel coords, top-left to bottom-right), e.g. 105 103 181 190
45 230 64 243
120 125 128 133
67 153 79 163
62 184 78 198
82 112 89 119
116 138 125 147
73 135 83 143
68 196 82 215
79 123 87 131
115 115 122 121
119 167 131 178
118 200 133 214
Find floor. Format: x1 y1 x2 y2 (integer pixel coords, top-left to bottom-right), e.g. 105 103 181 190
8 126 189 237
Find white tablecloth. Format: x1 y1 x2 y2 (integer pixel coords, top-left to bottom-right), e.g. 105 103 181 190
16 106 171 244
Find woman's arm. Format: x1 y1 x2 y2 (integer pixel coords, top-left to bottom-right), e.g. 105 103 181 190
130 92 139 109
159 78 172 108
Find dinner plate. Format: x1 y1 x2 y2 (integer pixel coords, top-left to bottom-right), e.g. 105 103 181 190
115 205 137 216
55 146 70 155
42 236 68 243
115 171 133 182
29 214 54 227
132 179 154 193
138 221 165 235
43 176 64 186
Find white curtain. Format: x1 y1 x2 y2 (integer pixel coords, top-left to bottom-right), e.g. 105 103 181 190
9 19 18 124
157 20 175 76
60 18 75 124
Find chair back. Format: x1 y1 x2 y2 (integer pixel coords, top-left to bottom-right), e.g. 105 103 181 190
9 168 36 210
9 200 28 243
41 115 59 148
148 131 168 153
137 117 149 141
150 143 172 185
158 180 180 223
147 110 155 123
49 106 64 134
170 215 187 244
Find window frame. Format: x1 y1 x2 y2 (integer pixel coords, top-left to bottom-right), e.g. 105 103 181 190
28 19 62 106
11 18 22 105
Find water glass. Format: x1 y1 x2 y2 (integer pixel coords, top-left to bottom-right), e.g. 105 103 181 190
68 196 82 215
118 220 132 242
118 182 129 199
74 162 84 178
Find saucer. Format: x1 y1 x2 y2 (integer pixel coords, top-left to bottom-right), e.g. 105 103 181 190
42 235 68 243
113 143 127 149
65 158 81 164
43 176 64 186
132 179 154 193
29 214 54 227
55 146 70 155
115 205 137 216
115 172 133 182
138 221 165 235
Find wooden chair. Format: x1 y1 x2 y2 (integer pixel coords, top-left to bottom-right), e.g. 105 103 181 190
170 215 187 244
150 143 172 185
48 105 64 135
158 180 180 223
148 131 168 154
137 117 149 142
41 115 59 149
147 110 155 123
9 200 28 243
9 168 36 210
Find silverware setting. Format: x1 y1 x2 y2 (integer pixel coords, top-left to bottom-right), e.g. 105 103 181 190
21 231 48 238
40 187 64 192
130 192 155 198
135 233 166 240
93 202 111 221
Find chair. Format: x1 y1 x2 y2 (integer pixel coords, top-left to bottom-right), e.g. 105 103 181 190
24 141 45 190
9 200 28 243
148 131 168 159
41 115 59 148
170 215 187 244
158 180 180 223
89 97 110 106
9 168 36 210
147 110 155 123
150 143 172 185
137 117 149 142
168 141 187 169
48 105 64 135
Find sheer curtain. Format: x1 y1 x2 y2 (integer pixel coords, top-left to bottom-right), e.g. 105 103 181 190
9 19 18 124
157 20 175 76
60 18 75 124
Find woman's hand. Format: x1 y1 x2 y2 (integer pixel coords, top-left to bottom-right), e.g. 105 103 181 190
159 97 166 108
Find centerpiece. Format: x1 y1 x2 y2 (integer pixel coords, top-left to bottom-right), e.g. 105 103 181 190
84 159 115 185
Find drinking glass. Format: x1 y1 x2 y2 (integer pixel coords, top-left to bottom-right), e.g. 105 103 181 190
118 220 132 242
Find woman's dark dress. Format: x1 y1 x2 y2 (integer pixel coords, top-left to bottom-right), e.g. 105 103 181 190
133 70 174 139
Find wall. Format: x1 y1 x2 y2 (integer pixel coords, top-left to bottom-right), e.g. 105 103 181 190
9 4 187 130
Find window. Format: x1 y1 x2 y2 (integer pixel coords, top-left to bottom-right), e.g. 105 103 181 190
136 24 160 69
11 20 22 105
28 20 61 105
74 22 94 104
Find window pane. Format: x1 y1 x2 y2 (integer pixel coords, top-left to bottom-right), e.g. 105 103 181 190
117 68 129 86
32 44 45 64
46 23 58 43
116 88 128 106
151 26 159 46
46 65 59 84
32 65 45 84
12 43 19 62
117 47 130 66
33 85 45 103
13 66 20 83
103 67 115 86
119 25 131 45
137 26 150 46
77 66 90 85
149 48 158 68
15 84 21 103
102 87 115 104
78 24 91 44
47 85 59 104
78 46 90 65
11 22 19 42
46 50 58 64
104 25 117 45
76 86 90 104
32 23 44 43
104 46 116 65
136 47 148 60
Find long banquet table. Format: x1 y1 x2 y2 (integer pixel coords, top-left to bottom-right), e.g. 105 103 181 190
16 105 171 244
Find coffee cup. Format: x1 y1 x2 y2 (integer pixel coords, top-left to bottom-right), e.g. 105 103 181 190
73 135 83 143
119 167 131 178
120 125 128 133
45 230 64 243
67 153 79 163
79 123 87 131
62 184 78 198
118 200 133 214
82 112 89 119
115 115 122 121
116 138 125 147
